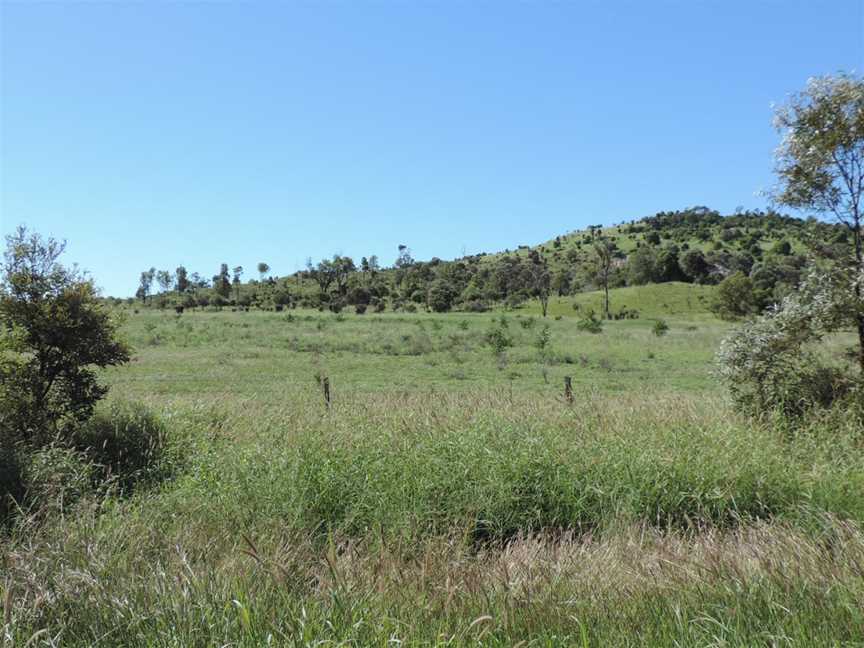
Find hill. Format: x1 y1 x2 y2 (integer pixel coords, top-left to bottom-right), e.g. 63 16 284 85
128 205 847 318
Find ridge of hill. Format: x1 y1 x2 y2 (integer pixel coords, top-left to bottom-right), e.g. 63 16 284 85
129 205 847 317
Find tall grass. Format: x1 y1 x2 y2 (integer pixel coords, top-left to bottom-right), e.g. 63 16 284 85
4 389 864 645
4 309 863 645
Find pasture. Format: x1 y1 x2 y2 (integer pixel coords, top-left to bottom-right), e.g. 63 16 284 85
6 302 864 647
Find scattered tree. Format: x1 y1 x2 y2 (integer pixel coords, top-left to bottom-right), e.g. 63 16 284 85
772 73 864 370
0 227 130 445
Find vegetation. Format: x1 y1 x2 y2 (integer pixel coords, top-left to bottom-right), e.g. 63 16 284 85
3 73 864 647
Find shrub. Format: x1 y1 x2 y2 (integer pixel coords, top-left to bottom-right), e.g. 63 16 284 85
426 280 457 313
711 272 758 320
354 303 367 315
484 325 513 355
534 324 552 354
576 310 603 334
652 319 669 337
717 268 860 418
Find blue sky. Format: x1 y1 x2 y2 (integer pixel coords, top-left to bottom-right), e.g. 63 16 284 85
1 1 862 296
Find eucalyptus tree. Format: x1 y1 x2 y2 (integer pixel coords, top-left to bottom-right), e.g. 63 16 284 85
771 73 864 370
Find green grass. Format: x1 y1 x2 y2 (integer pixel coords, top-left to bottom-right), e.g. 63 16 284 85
5 290 863 647
520 281 716 318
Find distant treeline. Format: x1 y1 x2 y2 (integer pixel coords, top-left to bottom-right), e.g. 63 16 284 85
125 206 847 318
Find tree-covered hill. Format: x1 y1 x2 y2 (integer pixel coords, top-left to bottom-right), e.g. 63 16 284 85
128 205 847 319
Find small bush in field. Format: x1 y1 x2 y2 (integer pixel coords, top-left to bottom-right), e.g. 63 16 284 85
652 319 669 336
534 324 552 354
576 310 603 334
484 325 513 355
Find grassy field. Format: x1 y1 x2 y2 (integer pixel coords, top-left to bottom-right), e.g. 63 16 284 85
6 296 864 647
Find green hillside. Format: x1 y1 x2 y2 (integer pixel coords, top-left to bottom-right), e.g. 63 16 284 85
129 206 846 318
521 282 717 318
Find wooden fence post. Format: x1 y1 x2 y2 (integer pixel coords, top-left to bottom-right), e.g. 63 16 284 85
323 377 331 410
564 376 573 405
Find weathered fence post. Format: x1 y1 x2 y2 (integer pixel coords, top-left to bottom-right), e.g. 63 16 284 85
323 377 331 410
564 376 573 405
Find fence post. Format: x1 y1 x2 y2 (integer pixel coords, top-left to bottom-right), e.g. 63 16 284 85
323 377 331 410
564 376 573 405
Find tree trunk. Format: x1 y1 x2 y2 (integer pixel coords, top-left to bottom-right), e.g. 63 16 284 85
603 284 610 319
855 222 863 373
857 311 864 373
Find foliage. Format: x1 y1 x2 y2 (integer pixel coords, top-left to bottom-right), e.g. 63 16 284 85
710 272 759 320
576 310 603 333
0 227 131 446
772 73 864 370
717 267 862 417
426 279 457 312
484 323 513 354
534 323 552 353
652 319 669 337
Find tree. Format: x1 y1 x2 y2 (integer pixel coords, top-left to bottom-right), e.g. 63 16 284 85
395 245 414 269
175 266 189 294
680 249 710 283
257 262 270 280
232 266 244 302
426 279 457 312
307 258 335 296
711 272 758 320
587 240 615 319
332 256 356 295
137 267 155 303
530 262 552 317
628 245 658 285
213 264 231 299
772 73 864 370
368 255 380 277
0 227 130 445
551 268 572 296
156 269 173 294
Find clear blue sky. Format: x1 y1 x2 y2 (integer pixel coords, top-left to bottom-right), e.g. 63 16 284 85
1 1 862 296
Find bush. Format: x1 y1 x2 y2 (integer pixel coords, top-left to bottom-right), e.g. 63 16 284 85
652 319 669 337
717 268 860 418
354 303 367 315
576 310 603 334
711 272 758 320
464 300 489 313
484 325 513 355
427 280 457 313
